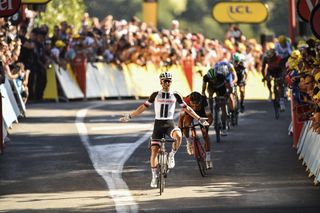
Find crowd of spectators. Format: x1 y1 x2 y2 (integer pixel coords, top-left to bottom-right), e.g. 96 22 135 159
1 13 264 103
285 38 320 134
1 12 319 135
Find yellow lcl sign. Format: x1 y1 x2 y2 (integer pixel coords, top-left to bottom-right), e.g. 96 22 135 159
212 1 269 23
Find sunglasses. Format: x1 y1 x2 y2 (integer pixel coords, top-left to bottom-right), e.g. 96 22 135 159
162 79 172 83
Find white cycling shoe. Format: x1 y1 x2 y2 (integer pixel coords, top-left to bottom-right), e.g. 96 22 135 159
280 99 286 112
167 152 175 169
206 160 213 169
150 176 157 188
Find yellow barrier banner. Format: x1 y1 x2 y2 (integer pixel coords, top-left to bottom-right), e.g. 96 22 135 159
43 65 58 101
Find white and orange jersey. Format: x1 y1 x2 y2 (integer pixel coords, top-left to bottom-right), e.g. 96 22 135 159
144 90 186 120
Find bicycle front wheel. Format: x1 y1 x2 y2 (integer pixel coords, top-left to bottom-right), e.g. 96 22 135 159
274 99 280 119
194 141 207 177
158 154 166 195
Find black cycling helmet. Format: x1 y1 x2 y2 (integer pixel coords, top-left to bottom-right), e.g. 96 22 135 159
189 91 202 104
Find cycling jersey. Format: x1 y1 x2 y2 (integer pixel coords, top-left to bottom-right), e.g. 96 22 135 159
144 90 186 120
262 55 283 77
234 63 246 85
184 95 207 117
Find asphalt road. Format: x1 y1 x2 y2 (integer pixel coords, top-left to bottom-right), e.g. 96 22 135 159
0 99 320 213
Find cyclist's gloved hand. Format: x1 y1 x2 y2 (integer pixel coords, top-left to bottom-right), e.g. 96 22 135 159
120 113 131 122
198 117 209 126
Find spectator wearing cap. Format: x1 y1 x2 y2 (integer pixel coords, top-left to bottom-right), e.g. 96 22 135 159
51 40 66 65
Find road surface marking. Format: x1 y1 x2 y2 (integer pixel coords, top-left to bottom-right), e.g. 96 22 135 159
76 102 153 213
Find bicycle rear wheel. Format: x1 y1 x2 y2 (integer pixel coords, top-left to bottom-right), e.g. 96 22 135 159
194 140 207 177
274 99 280 119
215 123 221 143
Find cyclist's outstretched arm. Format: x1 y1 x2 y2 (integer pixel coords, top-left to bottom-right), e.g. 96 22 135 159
184 105 209 126
202 82 207 96
120 104 147 122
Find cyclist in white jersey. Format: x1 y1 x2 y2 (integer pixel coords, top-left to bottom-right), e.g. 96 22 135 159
120 72 209 188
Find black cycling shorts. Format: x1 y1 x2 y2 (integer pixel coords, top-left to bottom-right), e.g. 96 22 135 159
151 119 180 146
207 83 227 96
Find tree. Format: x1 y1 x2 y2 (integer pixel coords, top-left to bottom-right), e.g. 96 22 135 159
36 0 86 34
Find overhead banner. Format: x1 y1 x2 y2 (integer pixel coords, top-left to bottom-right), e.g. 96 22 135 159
143 0 157 27
212 1 269 24
0 0 21 17
21 0 51 4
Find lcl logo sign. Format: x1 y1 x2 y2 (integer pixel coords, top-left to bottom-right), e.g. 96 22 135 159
0 0 21 17
212 1 269 24
228 6 253 14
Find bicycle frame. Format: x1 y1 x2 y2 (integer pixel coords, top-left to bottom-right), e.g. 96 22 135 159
272 77 283 119
188 122 207 177
214 96 227 143
231 85 240 126
152 138 175 195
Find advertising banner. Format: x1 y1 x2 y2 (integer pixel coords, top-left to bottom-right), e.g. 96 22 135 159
212 1 269 24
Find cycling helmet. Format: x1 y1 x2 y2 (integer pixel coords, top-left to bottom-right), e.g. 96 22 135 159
215 64 229 76
207 68 215 79
265 48 276 58
278 35 287 45
189 91 202 104
159 72 172 80
232 52 242 63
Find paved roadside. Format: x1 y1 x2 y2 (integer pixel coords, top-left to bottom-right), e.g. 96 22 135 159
0 101 115 213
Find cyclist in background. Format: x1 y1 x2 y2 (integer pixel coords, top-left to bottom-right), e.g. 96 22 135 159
232 53 247 112
261 48 286 111
202 61 237 135
275 35 292 71
178 91 213 169
120 72 209 188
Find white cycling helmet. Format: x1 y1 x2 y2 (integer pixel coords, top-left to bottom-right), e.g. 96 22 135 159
215 64 229 76
159 72 172 80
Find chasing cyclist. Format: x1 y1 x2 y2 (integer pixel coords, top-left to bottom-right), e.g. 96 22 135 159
202 61 238 135
178 91 213 169
231 53 247 112
261 48 286 111
120 72 209 188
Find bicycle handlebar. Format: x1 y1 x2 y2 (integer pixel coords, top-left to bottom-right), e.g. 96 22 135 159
180 123 202 129
151 138 176 143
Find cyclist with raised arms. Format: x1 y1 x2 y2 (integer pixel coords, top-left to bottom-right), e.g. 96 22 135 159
232 53 247 112
261 48 286 111
178 91 213 169
120 72 209 188
202 61 238 135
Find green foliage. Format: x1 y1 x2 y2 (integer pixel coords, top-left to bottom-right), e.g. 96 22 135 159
83 0 140 21
37 0 304 41
36 0 86 35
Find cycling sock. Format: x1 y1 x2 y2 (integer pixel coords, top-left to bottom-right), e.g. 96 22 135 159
206 152 211 160
151 167 157 177
170 149 177 155
185 137 190 144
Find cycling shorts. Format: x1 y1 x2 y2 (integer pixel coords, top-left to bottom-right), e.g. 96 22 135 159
208 83 227 97
267 69 283 79
151 119 180 147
